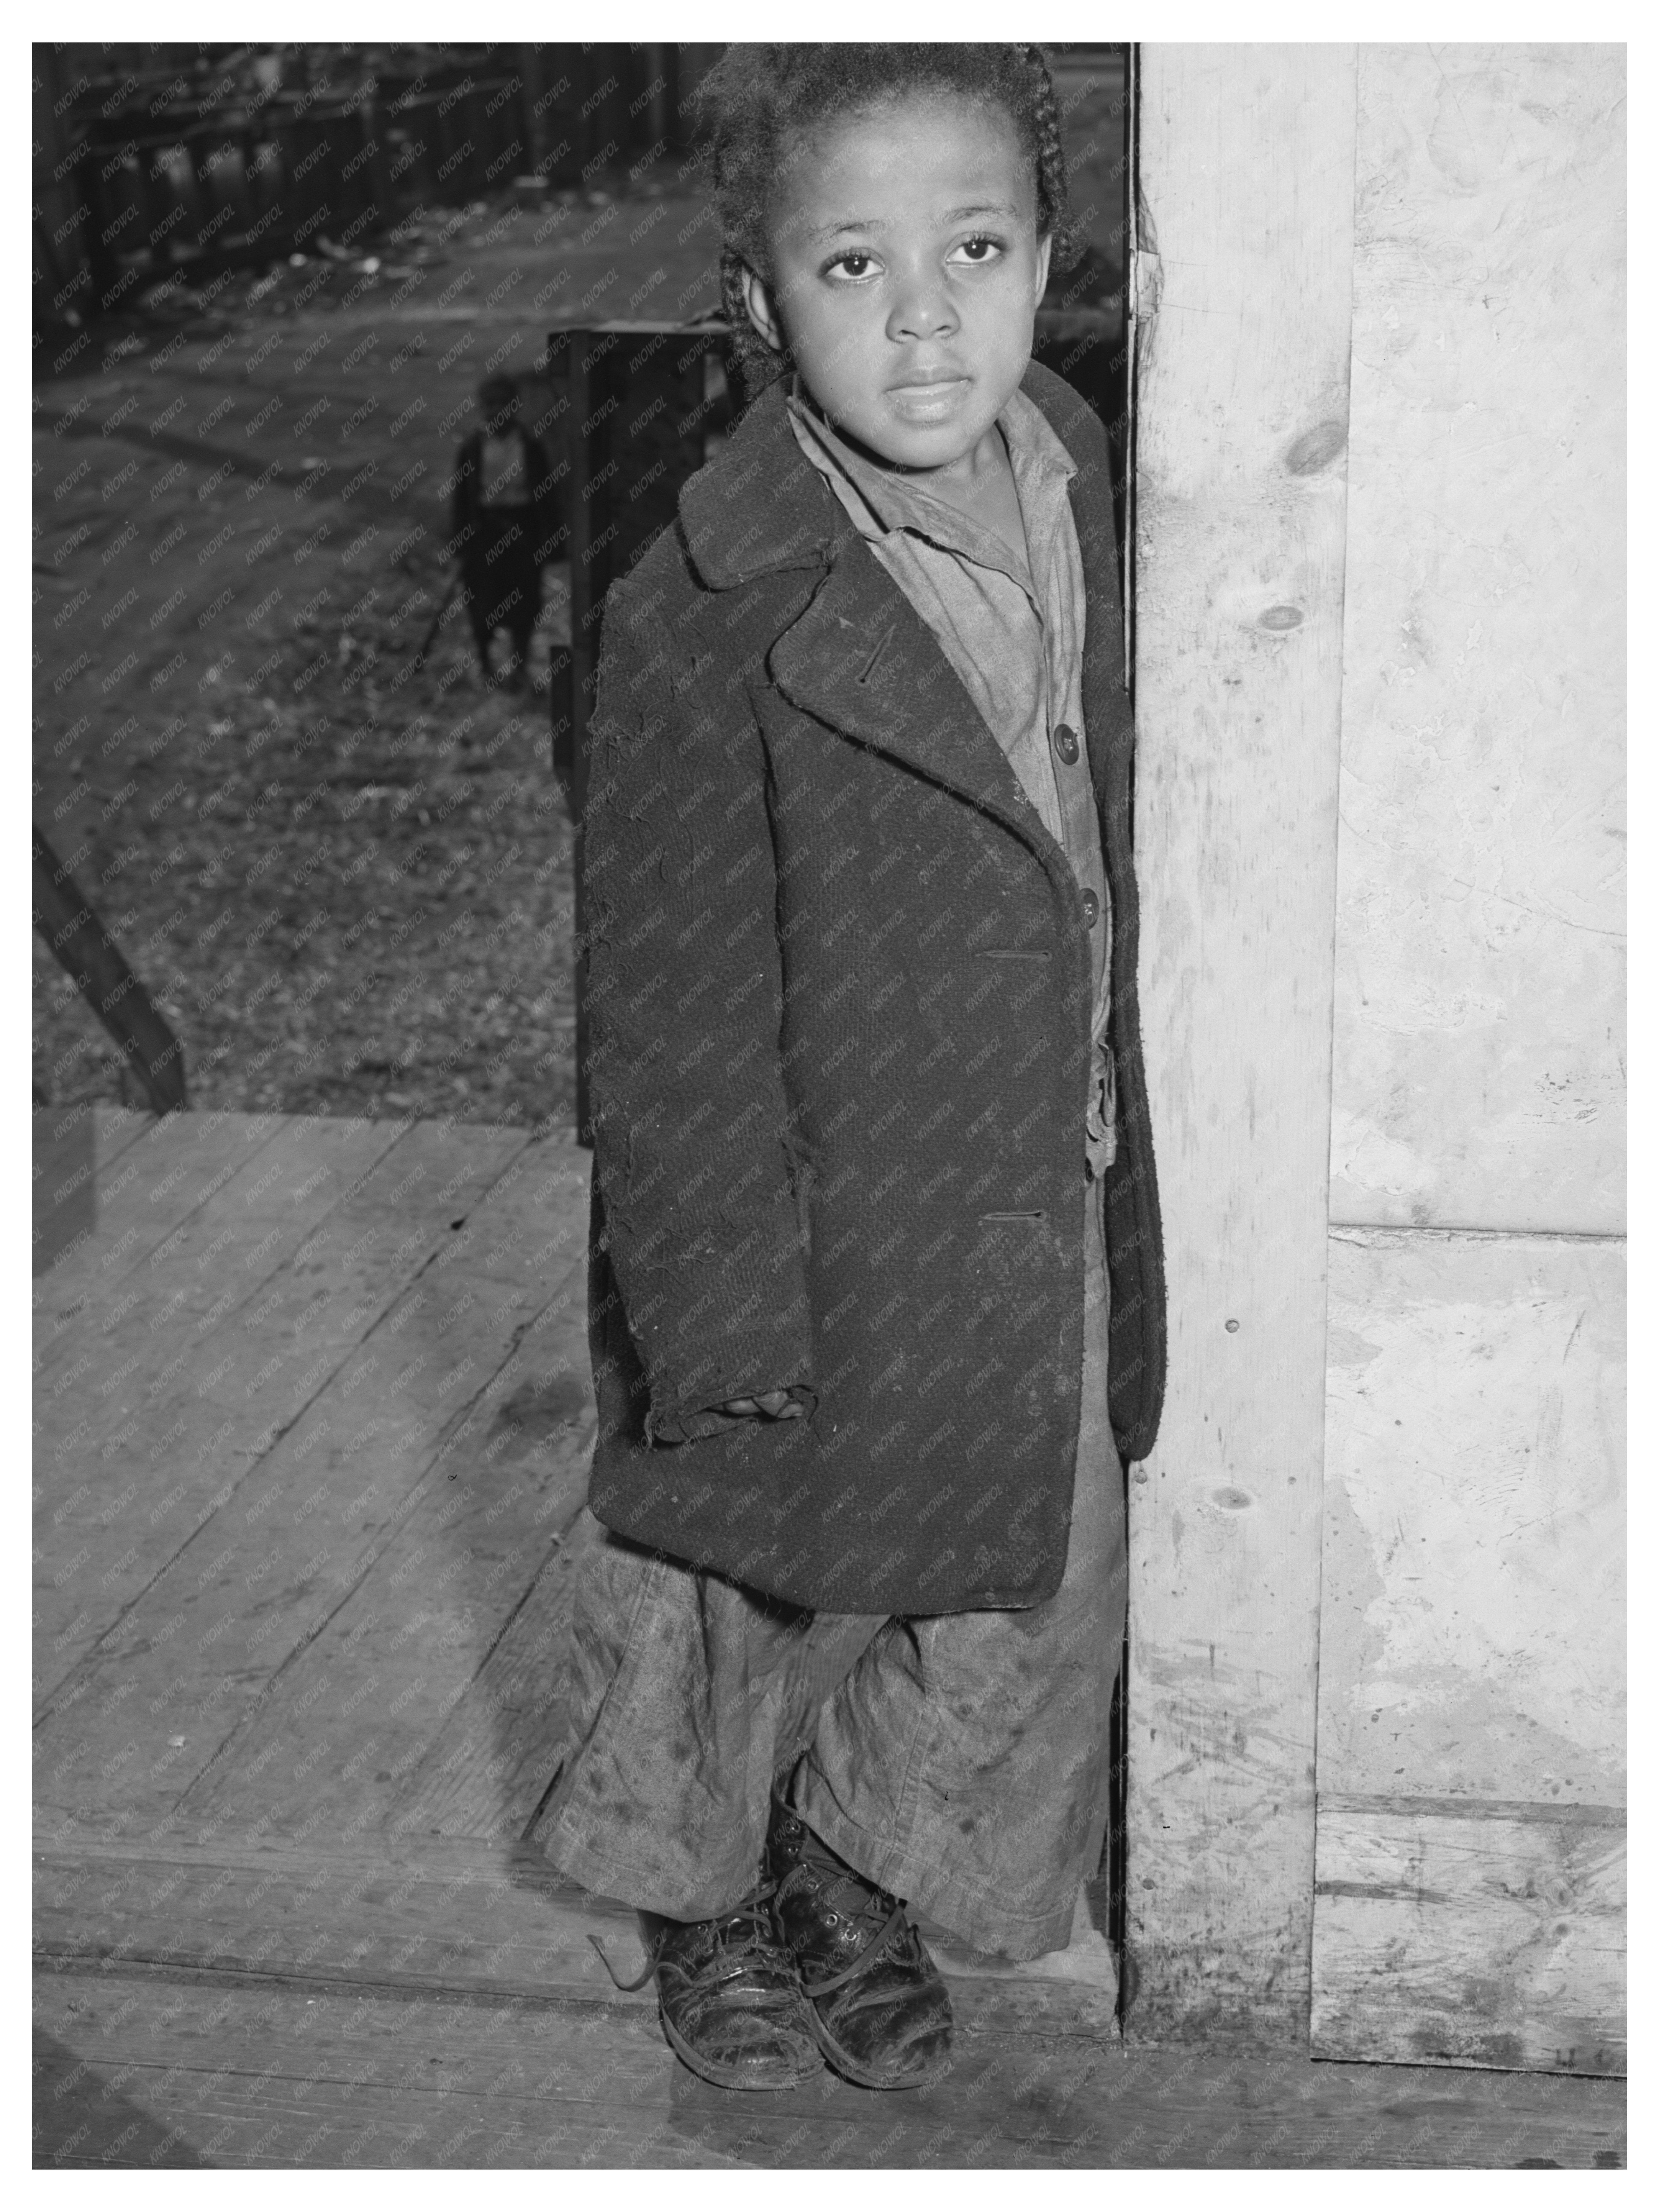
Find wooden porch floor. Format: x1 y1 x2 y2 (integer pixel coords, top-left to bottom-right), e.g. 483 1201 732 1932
32 1107 1626 2169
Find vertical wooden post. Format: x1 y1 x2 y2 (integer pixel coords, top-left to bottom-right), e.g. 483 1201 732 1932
564 333 595 1147
1126 45 1356 2044
645 44 671 156
357 79 390 234
32 48 92 319
521 44 548 179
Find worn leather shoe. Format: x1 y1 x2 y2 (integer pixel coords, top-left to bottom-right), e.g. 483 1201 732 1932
766 1793 954 2090
596 1882 822 2091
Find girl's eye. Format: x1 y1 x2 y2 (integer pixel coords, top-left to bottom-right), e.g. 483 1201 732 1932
949 234 1007 267
825 250 879 282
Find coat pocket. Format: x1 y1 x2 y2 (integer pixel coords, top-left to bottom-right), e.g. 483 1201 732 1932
784 1143 818 1260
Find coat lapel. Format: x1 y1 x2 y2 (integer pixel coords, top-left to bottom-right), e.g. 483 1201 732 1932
679 366 1120 864
683 381 1037 828
766 541 1048 848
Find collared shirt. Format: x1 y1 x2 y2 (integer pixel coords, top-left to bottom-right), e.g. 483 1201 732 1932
786 380 1116 1175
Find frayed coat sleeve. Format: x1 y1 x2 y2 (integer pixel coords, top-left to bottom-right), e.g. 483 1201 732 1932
582 579 816 1446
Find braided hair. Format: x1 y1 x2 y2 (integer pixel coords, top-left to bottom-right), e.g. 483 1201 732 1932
690 44 1085 401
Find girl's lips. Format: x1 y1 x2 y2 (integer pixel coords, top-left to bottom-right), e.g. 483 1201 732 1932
886 377 970 418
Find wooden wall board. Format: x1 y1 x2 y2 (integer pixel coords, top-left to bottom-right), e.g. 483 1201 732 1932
1313 1224 1625 2074
1126 44 1356 2044
32 1117 535 1707
1329 45 1626 1235
1311 1801 1625 2075
32 1145 590 1837
32 1947 1626 2168
1309 44 1627 2075
1317 1228 1625 1805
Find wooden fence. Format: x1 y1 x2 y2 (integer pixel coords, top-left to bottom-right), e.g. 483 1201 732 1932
34 43 715 326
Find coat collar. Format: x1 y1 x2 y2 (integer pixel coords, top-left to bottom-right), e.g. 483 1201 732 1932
678 377 843 589
679 359 1103 591
771 536 1053 844
677 362 1116 862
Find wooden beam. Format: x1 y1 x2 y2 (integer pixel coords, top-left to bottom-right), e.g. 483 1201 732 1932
1125 44 1357 2043
33 825 186 1115
560 331 594 1145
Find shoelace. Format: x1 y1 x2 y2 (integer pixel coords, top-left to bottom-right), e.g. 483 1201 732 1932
799 1897 909 1997
786 1851 911 1998
588 1877 787 1994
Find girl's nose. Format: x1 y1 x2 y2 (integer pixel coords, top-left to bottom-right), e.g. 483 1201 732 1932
885 268 959 345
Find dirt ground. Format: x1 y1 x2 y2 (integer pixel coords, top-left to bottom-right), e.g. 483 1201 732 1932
33 173 722 1129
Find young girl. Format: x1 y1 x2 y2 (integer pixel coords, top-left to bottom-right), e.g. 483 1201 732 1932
539 43 1166 2094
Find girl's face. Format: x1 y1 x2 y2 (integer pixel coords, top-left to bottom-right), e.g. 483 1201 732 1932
744 93 1051 476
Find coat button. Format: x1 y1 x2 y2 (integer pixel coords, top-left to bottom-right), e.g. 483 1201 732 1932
1052 722 1080 764
1082 888 1100 926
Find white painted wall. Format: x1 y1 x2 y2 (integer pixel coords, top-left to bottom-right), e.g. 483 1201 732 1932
1130 43 1625 2069
1328 46 1625 1235
1312 42 1626 2072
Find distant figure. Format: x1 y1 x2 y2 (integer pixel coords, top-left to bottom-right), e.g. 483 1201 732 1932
451 373 556 691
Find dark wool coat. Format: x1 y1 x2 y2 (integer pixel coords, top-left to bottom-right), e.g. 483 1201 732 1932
581 358 1166 1615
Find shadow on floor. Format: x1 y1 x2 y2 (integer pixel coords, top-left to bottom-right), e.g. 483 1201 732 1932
33 2027 210 2169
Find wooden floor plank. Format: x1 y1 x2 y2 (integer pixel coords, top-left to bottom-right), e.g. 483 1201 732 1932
31 1115 410 1542
32 1110 289 1334
175 1277 594 1841
35 1108 1625 2161
89 1102 158 1164
33 1146 590 1836
402 1503 609 1845
32 1110 410 1400
33 1391 287 1707
32 1118 536 1707
31 1834 1119 2040
32 1105 157 1278
33 1837 646 2011
33 1959 1627 2169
